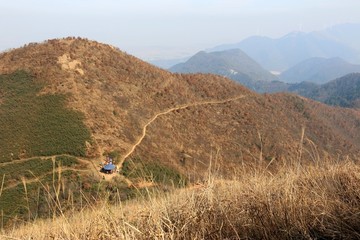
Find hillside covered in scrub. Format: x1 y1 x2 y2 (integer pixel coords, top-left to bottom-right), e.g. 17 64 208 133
302 73 360 108
1 38 360 229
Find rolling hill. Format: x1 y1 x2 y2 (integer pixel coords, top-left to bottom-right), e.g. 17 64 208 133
169 49 277 81
300 73 360 108
169 49 284 92
1 38 360 227
280 57 360 84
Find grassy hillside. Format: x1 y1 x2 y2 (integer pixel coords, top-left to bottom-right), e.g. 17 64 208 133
4 156 360 239
0 70 91 163
121 157 187 187
0 70 95 226
0 155 85 226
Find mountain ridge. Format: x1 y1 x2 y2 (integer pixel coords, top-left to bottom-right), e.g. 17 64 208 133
150 23 360 71
208 25 360 71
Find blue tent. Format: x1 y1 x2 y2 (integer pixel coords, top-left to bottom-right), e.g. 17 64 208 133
103 164 116 171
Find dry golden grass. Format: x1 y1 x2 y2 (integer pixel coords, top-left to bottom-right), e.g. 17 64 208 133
2 157 360 240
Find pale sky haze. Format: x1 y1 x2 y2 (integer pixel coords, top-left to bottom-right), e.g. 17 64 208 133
1 0 360 60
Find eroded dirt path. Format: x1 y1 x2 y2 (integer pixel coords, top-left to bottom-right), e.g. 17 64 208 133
116 95 246 171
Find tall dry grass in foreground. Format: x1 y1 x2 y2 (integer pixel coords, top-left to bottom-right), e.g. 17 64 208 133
2 158 360 240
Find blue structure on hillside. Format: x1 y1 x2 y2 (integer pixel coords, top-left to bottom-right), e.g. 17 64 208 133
101 163 116 174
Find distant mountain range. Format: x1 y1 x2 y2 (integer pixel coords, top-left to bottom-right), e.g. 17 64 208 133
153 23 360 72
280 57 360 84
169 46 360 106
209 29 360 71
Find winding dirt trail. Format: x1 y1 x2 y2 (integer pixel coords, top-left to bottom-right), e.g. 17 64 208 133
0 95 246 185
116 95 246 171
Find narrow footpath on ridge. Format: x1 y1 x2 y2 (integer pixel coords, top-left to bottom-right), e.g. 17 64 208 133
115 95 247 174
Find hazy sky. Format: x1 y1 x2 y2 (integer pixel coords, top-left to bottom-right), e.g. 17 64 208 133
1 0 360 60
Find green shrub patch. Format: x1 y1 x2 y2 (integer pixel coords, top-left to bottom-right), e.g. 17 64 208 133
0 70 91 163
